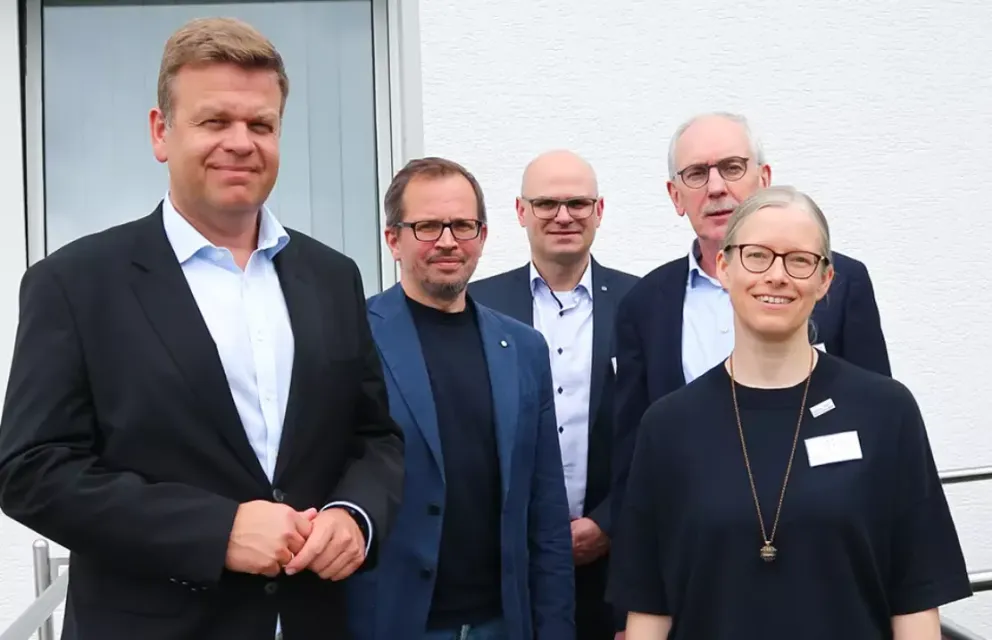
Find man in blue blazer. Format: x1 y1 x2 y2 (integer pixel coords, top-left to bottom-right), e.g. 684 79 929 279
347 157 574 639
610 113 891 632
471 150 638 640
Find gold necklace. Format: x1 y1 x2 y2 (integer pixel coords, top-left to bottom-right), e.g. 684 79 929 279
729 348 814 562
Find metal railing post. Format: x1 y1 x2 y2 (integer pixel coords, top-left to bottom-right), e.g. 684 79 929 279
31 540 54 640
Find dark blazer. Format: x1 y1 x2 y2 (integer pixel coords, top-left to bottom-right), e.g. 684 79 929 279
611 250 891 573
469 258 639 537
0 205 405 640
346 283 575 640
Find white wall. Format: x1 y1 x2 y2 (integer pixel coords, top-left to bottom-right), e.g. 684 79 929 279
418 0 992 632
3 0 992 634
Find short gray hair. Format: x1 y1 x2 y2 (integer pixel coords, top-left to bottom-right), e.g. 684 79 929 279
722 185 832 264
667 111 766 178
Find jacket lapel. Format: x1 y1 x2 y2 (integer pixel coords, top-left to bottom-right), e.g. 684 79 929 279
499 266 534 325
129 206 270 488
371 286 445 478
588 260 614 424
661 258 690 390
272 239 322 482
476 304 517 500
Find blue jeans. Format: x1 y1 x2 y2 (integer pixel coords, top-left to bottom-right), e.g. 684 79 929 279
422 618 508 640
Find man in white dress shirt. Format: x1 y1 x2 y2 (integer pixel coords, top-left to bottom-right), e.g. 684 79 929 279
470 149 638 640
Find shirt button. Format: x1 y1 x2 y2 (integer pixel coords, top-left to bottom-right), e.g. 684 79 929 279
557 387 563 394
557 348 563 355
558 426 564 434
272 488 285 503
264 581 278 595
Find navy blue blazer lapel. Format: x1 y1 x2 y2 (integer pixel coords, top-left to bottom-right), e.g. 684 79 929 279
662 258 690 390
369 285 445 479
476 304 517 500
588 260 613 423
501 266 534 326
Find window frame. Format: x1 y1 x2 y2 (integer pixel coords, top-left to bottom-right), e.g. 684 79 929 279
20 0 422 293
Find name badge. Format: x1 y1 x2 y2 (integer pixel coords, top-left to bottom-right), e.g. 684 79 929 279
809 398 835 418
805 431 862 467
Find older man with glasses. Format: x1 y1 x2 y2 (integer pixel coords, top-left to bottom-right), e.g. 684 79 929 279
607 112 891 637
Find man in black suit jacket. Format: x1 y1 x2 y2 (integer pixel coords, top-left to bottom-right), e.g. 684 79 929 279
471 150 638 640
0 17 403 640
609 112 890 634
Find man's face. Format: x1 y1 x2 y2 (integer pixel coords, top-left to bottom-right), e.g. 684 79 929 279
150 62 282 218
517 154 602 266
385 174 487 304
667 116 771 248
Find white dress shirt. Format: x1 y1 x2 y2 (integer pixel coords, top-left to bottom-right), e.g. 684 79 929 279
530 261 594 520
162 196 370 636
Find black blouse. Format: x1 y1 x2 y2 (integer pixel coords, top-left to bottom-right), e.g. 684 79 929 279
606 352 972 639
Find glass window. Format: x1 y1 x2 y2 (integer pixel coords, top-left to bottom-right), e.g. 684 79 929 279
25 0 385 294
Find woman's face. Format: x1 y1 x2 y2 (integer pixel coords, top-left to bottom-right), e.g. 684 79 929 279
717 204 834 342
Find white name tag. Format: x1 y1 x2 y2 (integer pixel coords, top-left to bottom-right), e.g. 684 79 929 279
805 431 862 467
809 398 835 418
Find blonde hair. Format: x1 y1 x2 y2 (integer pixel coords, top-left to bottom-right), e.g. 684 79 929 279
157 17 289 124
722 185 832 262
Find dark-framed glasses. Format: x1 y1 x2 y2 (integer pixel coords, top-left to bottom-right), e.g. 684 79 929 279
676 156 750 189
395 219 484 242
726 243 828 280
521 196 599 220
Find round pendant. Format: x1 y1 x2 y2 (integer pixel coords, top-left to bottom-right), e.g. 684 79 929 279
760 543 777 562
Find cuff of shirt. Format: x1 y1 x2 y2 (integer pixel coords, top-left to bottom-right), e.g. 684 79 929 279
320 501 373 555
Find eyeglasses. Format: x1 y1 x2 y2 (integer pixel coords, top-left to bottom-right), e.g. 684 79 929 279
676 156 750 189
520 196 599 220
725 243 828 280
394 219 484 242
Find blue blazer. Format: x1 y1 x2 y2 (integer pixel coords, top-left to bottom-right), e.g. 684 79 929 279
346 284 575 639
610 251 891 562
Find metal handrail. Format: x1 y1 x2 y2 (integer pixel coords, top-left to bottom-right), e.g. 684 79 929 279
3 465 992 640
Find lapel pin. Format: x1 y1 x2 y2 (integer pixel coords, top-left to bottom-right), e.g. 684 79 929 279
601 285 607 291
500 340 508 348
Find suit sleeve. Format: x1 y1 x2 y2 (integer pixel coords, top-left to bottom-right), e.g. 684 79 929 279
840 260 891 377
323 260 405 571
0 262 239 585
528 336 576 638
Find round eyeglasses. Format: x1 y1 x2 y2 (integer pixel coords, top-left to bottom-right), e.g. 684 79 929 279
726 243 828 279
676 156 750 189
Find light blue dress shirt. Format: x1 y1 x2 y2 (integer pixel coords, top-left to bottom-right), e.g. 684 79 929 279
681 242 735 384
161 196 371 636
529 261 593 520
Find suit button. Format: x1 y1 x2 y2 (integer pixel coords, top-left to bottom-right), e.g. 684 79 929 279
272 488 285 503
427 504 441 516
264 581 279 595
420 568 433 580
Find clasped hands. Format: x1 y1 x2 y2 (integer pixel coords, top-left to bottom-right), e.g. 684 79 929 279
224 500 366 581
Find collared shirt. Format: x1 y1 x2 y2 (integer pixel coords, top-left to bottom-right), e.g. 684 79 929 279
162 197 371 637
530 261 593 520
681 241 735 384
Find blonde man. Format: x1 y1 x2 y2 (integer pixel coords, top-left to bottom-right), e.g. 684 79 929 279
0 17 403 640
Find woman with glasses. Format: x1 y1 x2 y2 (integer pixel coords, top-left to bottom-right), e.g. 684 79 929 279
606 186 971 639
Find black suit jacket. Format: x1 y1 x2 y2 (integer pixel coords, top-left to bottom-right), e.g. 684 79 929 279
0 205 405 640
610 250 891 579
469 258 639 537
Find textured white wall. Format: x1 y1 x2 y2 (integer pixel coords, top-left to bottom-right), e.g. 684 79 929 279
2 0 991 634
418 0 992 633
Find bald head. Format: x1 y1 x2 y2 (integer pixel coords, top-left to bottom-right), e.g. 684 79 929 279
520 149 599 197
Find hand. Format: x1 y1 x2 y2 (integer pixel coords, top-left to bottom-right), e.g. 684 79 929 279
571 517 609 566
283 507 366 580
225 501 318 577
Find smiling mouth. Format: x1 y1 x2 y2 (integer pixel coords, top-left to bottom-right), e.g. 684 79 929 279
754 294 795 305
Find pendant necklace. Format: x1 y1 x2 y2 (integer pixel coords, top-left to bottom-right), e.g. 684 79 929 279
729 347 813 562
